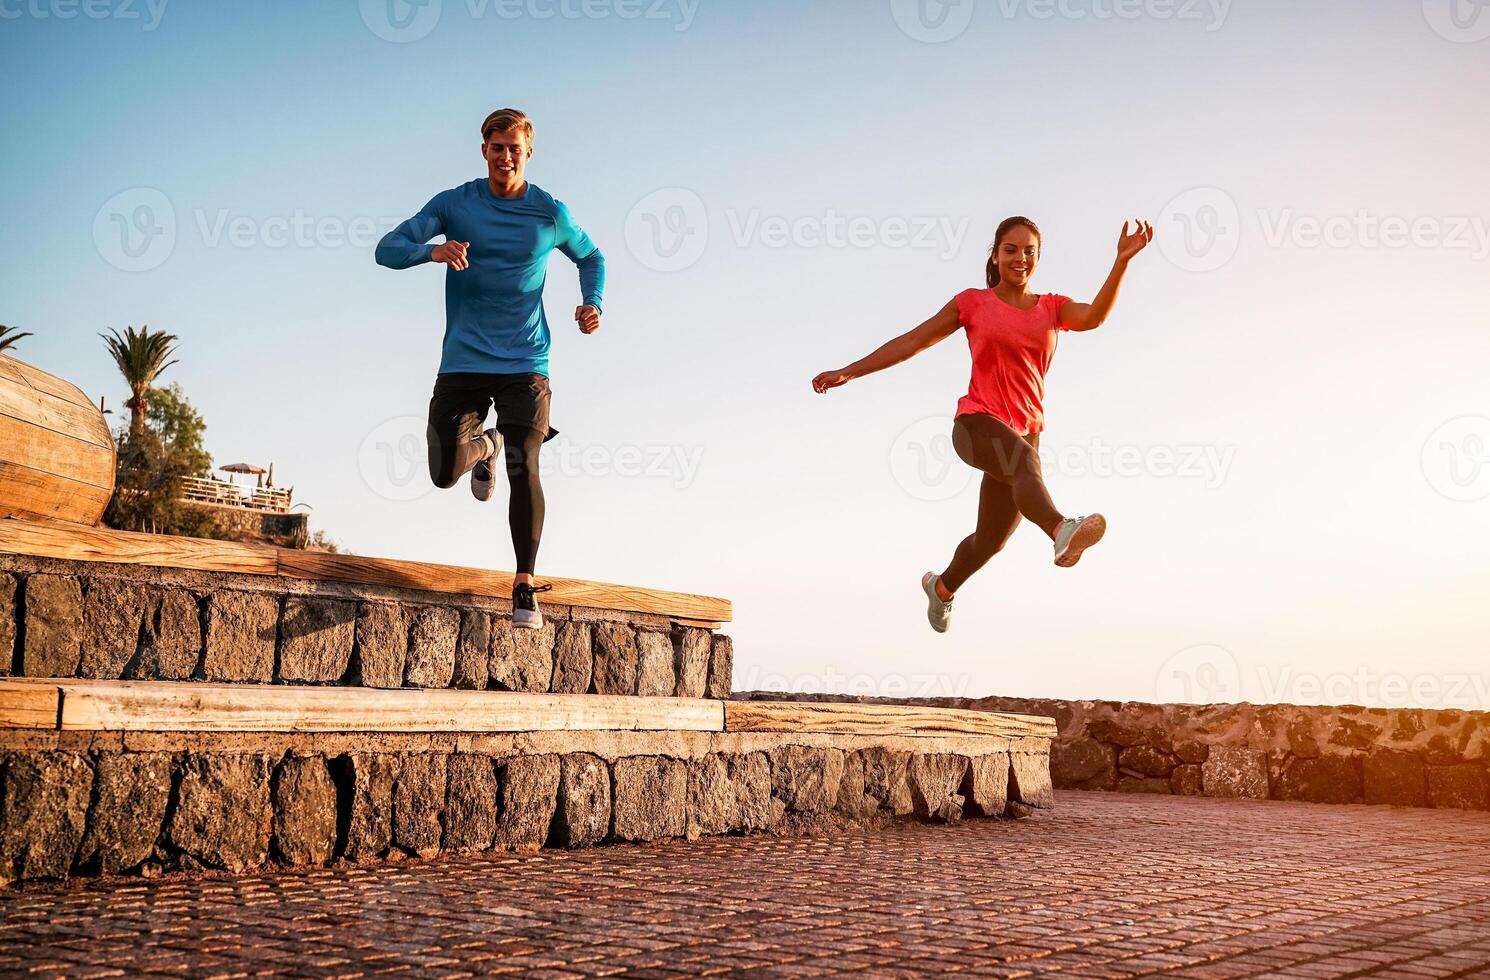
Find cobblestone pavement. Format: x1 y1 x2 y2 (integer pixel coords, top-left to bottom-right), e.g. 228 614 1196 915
4 791 1490 978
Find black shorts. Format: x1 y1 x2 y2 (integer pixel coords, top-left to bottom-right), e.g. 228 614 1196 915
428 372 559 446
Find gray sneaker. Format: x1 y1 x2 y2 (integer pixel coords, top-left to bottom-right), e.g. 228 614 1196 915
470 429 501 502
921 572 953 633
512 582 551 630
1053 514 1106 568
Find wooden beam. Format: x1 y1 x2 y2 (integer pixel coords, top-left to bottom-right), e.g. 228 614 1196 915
724 701 1058 739
0 461 115 525
51 680 726 734
0 681 61 729
0 517 733 623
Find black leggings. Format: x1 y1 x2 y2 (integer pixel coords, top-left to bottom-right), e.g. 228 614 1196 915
938 413 1065 594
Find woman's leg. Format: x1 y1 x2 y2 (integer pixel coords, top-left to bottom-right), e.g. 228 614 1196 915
938 473 1022 595
950 414 1064 539
497 423 546 575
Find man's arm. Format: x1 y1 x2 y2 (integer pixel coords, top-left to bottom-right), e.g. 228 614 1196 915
554 200 606 318
375 195 450 270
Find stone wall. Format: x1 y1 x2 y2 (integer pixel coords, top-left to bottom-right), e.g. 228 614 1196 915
0 730 1053 884
739 693 1490 811
181 502 309 548
0 555 731 698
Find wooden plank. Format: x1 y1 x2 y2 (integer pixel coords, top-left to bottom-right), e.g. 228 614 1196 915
1 357 102 413
0 518 279 576
0 461 114 525
0 414 114 490
277 550 733 623
724 701 1058 740
54 680 726 734
0 375 114 450
672 618 722 631
0 681 61 730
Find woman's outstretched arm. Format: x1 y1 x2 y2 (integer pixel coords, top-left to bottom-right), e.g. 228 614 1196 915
1059 219 1154 332
812 299 961 393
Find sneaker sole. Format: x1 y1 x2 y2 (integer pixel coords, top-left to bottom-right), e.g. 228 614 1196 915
512 612 544 630
921 573 949 634
1054 514 1106 568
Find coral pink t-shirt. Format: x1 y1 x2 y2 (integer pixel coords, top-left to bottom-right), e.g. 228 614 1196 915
954 288 1072 436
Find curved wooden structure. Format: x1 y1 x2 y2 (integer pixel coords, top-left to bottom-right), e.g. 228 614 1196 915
0 356 115 525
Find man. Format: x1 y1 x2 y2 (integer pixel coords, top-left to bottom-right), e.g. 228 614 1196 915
376 108 605 629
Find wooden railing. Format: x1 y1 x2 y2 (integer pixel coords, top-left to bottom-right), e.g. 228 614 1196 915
180 477 292 513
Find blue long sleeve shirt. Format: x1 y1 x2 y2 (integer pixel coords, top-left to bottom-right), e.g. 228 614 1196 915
375 179 605 377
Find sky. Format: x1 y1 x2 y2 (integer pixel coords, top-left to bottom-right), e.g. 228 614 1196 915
2 0 1488 710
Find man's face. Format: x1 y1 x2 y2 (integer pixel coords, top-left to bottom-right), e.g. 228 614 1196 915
483 128 532 182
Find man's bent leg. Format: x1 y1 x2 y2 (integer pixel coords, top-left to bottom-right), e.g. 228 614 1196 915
427 375 493 489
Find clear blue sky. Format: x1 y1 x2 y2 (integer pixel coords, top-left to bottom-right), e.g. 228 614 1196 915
3 0 1488 708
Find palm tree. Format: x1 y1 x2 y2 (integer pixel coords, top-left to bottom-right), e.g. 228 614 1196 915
0 324 32 355
101 325 178 439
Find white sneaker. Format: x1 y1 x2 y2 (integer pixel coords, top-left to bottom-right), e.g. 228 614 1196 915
470 429 501 503
921 572 953 634
512 582 551 630
1053 514 1106 568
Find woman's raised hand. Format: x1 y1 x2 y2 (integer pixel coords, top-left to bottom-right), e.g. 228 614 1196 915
1116 219 1154 263
812 369 852 394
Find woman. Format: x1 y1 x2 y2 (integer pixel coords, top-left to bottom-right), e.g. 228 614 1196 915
812 216 1153 633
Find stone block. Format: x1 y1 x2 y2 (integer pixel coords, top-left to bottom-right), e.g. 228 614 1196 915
1051 737 1116 790
635 630 675 697
135 589 201 680
729 752 772 831
0 753 94 881
548 621 592 694
1170 764 1204 796
1202 746 1270 799
836 747 912 818
202 592 278 682
908 753 969 822
1173 739 1209 765
0 573 14 675
394 754 447 857
79 580 152 678
672 627 710 698
22 574 83 677
405 605 459 689
1118 745 1177 778
963 754 1009 817
1008 752 1055 809
490 618 556 693
272 756 338 865
353 602 408 689
444 754 498 852
1428 765 1490 810
452 610 491 690
278 597 355 684
1118 776 1173 794
612 756 687 841
1363 750 1427 808
554 753 610 848
688 754 737 838
343 753 398 861
1277 755 1361 805
78 753 171 874
770 746 845 814
168 755 272 872
707 634 733 699
496 754 559 851
592 622 638 695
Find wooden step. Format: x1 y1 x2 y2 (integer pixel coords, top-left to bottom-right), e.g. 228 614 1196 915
0 679 1056 740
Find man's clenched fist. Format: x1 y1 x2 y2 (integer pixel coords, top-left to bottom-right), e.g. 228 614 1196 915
575 305 601 334
432 240 470 271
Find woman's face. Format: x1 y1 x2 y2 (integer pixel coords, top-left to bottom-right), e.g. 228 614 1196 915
996 225 1040 287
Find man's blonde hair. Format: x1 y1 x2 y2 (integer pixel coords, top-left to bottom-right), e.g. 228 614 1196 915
481 108 534 144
